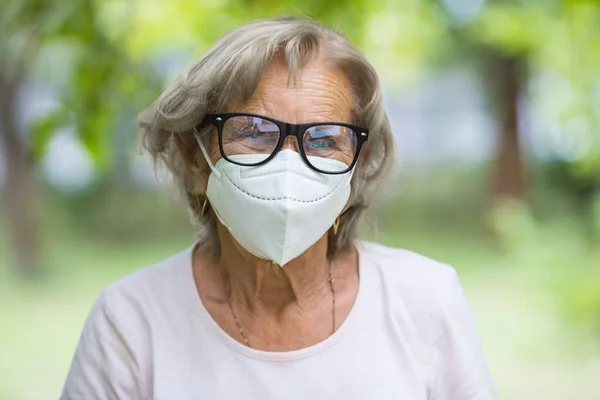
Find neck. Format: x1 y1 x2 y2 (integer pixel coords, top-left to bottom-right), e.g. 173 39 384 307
212 221 333 313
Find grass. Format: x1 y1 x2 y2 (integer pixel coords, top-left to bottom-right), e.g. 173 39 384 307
1 185 599 399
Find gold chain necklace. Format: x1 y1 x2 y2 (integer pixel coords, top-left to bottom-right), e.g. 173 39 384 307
227 262 336 349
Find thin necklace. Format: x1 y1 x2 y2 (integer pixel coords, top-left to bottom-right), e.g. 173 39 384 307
227 262 337 349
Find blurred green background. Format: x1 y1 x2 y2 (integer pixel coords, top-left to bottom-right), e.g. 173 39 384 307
1 0 600 399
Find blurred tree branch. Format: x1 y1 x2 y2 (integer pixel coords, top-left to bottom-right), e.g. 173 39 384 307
436 0 600 204
0 0 158 277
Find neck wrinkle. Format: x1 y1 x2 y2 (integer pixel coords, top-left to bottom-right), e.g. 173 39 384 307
215 221 331 315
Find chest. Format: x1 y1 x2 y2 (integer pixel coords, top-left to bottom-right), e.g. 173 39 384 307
150 328 431 400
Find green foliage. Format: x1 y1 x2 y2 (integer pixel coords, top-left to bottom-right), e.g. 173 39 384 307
488 198 600 342
470 2 549 56
2 0 161 168
31 107 69 159
563 261 600 337
469 0 600 173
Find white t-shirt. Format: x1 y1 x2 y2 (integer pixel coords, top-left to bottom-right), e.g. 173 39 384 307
61 242 494 400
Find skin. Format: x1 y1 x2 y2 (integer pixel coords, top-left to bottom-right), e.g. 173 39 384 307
186 57 360 351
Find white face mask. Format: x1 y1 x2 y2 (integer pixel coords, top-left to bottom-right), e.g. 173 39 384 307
198 143 353 266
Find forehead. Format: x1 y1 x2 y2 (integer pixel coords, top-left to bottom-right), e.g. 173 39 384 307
240 58 354 124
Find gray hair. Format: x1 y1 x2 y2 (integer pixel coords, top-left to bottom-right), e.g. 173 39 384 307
138 16 395 259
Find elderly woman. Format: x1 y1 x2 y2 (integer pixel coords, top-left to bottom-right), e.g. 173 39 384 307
62 17 493 400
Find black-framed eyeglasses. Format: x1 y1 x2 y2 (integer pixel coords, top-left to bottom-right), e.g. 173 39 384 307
199 113 369 174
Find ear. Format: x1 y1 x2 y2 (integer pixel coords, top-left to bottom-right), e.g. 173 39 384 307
174 132 210 195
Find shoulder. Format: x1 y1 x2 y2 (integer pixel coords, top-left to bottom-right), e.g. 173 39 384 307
98 246 195 324
357 241 469 340
358 241 461 294
358 242 493 395
61 249 195 399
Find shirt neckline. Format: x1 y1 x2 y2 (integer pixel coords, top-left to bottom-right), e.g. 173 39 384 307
183 242 369 362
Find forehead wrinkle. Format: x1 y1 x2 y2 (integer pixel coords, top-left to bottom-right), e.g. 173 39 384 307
236 59 354 124
243 92 276 118
298 89 350 118
271 84 351 123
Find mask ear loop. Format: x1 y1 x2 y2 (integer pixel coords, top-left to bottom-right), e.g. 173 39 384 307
193 127 222 180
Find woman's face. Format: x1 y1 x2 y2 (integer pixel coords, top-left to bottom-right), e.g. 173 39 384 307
208 58 355 166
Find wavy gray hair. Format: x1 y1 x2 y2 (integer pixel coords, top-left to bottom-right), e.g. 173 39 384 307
138 16 395 259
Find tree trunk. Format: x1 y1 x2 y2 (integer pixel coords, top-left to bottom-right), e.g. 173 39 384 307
489 55 527 200
0 75 41 278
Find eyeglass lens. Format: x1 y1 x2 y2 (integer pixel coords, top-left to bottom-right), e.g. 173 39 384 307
221 116 358 172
